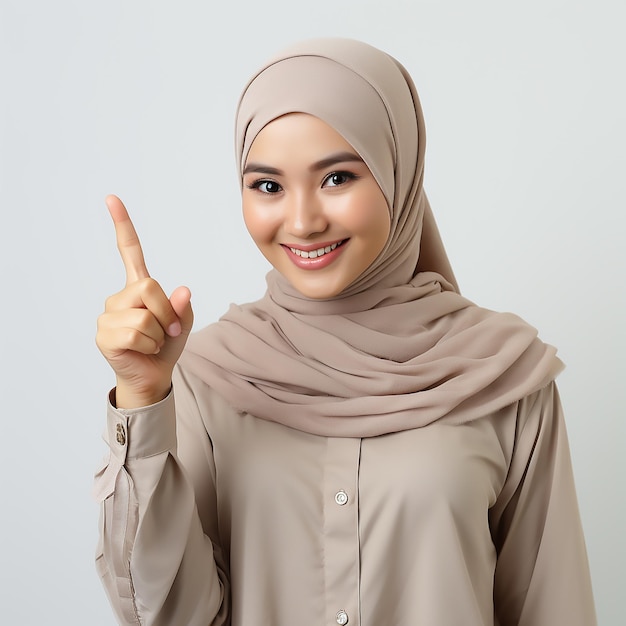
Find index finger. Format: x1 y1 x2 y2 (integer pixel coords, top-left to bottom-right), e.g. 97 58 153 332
105 195 150 284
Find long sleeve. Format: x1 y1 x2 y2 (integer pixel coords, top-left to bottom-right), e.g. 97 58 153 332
489 382 596 625
93 382 229 626
94 368 596 625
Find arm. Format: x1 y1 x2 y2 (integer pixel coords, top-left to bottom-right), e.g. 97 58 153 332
94 383 229 626
94 195 228 623
489 382 596 625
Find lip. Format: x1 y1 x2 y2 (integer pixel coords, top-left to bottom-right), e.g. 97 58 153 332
281 238 348 270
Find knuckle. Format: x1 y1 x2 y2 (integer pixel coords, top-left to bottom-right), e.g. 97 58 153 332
96 316 106 337
104 288 129 311
104 294 116 310
96 311 115 333
95 324 113 352
139 277 162 296
134 309 151 331
126 328 144 347
135 309 158 335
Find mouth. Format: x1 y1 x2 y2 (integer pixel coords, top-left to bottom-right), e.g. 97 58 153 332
285 239 347 259
281 239 349 270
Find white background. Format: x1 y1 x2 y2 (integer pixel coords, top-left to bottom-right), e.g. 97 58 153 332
1 0 624 623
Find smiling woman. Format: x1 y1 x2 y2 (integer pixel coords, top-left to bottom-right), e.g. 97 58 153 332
94 38 596 625
242 113 390 299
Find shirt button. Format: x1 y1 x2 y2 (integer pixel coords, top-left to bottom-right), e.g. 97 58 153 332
334 490 348 506
336 610 349 625
115 423 126 446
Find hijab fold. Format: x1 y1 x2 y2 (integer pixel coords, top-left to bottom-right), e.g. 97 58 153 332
179 39 562 437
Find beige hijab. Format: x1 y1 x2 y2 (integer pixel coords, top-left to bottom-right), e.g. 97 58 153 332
180 38 562 437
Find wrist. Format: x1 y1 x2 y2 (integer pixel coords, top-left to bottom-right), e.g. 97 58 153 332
113 381 172 409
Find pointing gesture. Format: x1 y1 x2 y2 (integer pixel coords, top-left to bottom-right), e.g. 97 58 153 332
96 195 194 408
108 194 150 285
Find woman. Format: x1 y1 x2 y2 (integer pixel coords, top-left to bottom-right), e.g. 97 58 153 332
95 38 596 625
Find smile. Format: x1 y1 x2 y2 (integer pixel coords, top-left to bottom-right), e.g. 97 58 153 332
288 240 346 259
282 239 349 271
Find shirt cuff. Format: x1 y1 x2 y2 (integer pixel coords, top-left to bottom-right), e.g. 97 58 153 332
106 387 177 462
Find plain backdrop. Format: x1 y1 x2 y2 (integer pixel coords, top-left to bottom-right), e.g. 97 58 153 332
1 0 624 623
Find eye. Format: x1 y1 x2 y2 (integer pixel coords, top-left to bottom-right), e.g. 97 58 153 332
247 179 283 194
322 171 358 188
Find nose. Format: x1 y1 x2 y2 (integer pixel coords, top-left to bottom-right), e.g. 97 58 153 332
284 190 328 239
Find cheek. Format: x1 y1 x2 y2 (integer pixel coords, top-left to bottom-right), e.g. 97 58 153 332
242 198 279 245
342 189 390 246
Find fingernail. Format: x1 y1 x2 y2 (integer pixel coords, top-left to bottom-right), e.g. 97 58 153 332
167 321 182 337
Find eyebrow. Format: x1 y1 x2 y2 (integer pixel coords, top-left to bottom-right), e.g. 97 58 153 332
242 151 364 176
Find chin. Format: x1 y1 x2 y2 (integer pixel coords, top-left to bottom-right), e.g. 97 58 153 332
285 275 350 300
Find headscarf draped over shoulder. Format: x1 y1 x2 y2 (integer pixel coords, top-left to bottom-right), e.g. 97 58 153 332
180 38 562 437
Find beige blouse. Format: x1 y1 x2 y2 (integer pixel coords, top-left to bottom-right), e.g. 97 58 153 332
94 366 596 625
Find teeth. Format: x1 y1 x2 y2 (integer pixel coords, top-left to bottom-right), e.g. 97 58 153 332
290 241 341 259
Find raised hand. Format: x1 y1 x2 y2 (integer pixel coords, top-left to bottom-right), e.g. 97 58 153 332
96 195 193 408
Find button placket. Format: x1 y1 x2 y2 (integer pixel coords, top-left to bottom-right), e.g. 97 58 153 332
323 438 362 626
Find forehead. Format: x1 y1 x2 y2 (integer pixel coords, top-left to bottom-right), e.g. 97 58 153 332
245 113 357 163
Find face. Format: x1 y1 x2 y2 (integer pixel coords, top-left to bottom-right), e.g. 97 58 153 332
242 113 391 299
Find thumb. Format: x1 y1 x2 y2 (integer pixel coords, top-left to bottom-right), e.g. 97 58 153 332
169 286 194 333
